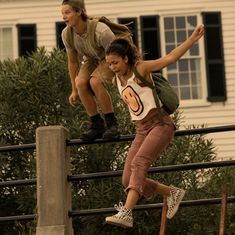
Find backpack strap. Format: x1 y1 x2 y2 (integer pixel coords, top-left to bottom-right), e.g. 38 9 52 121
63 26 75 51
63 19 100 52
132 66 164 124
88 18 101 51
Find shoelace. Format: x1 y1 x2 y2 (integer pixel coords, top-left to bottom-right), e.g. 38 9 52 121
114 202 124 212
171 190 177 203
167 190 177 208
113 202 133 222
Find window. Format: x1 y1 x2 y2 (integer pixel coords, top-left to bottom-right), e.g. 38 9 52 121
140 15 161 61
0 27 13 60
118 12 226 104
17 24 37 56
162 15 203 101
56 22 66 49
118 17 138 46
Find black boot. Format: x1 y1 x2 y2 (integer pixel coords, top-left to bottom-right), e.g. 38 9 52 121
81 114 105 141
103 113 120 140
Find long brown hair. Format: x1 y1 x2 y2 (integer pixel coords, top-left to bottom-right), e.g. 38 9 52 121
106 38 142 68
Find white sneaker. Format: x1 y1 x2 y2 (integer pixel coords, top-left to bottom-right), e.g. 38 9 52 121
166 185 185 219
105 202 133 228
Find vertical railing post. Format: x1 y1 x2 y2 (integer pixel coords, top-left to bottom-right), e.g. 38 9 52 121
36 126 73 235
159 196 167 235
219 184 228 235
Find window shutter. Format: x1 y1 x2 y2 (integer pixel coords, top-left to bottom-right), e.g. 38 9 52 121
202 12 227 102
140 15 160 60
117 17 138 46
56 22 66 49
17 24 37 57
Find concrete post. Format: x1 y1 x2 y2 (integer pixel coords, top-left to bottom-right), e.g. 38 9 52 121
36 126 73 235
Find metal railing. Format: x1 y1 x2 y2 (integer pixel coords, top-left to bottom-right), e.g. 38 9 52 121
0 124 234 233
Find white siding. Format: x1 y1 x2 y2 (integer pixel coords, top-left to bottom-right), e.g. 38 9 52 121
0 0 235 159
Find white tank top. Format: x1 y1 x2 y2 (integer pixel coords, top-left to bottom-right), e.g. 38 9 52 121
116 73 156 121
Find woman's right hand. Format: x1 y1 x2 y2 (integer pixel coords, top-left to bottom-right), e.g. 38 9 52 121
190 24 204 43
69 90 78 107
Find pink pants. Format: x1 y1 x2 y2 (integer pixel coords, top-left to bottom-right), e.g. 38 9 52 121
122 109 175 199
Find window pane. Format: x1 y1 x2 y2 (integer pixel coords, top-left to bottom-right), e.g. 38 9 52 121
190 44 199 56
180 87 190 99
191 72 198 85
176 17 185 29
178 59 189 71
167 63 177 73
0 27 13 60
187 16 197 27
165 31 175 43
180 73 190 85
168 73 178 86
190 59 196 71
192 86 199 99
177 30 186 43
164 17 174 29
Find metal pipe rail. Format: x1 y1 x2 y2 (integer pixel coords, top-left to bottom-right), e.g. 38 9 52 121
69 196 235 217
0 179 36 187
67 124 235 146
0 214 36 222
1 196 235 223
0 159 234 187
68 159 235 181
0 125 234 152
0 143 35 152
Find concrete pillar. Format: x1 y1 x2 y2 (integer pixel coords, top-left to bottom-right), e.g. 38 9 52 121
36 126 73 235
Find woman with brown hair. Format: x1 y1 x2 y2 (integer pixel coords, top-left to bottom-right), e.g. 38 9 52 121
105 24 204 228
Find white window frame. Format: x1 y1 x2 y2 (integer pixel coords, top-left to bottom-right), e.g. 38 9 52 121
0 23 18 61
159 12 209 108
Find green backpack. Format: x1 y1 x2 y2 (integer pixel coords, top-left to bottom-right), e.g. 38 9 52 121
133 66 179 124
64 16 133 51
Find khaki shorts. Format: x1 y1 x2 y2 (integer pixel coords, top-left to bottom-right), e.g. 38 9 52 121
75 58 114 85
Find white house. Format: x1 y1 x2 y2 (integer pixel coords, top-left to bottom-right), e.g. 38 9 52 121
0 0 235 160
